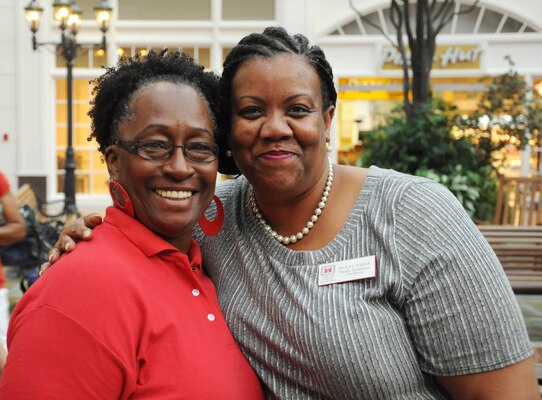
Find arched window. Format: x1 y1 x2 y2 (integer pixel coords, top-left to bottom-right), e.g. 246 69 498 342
330 2 538 36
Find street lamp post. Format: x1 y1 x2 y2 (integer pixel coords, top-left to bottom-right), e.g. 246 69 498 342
24 0 113 216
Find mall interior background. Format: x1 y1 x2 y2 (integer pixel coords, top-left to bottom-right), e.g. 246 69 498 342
0 0 541 215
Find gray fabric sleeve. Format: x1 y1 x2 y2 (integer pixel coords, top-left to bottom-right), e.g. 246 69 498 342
393 180 532 376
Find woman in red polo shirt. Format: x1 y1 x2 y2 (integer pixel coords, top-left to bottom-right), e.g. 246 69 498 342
0 172 26 350
0 52 263 399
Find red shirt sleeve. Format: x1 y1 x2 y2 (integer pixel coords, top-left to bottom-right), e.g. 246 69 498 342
0 173 10 197
0 306 135 399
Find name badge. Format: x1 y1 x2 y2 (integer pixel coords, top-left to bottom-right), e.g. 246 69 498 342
318 255 376 286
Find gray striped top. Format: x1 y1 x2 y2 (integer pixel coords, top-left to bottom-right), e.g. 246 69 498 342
196 166 532 400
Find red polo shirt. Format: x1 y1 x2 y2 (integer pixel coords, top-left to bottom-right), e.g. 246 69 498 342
0 206 263 399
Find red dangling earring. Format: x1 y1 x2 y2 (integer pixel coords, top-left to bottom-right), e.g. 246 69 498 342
109 180 134 218
199 195 224 236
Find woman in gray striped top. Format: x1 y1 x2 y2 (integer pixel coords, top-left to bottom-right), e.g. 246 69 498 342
48 27 539 399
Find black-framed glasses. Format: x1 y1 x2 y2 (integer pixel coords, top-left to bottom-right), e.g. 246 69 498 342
115 140 219 163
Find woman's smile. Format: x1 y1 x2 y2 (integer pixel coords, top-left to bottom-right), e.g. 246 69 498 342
151 188 198 213
258 150 296 161
154 189 194 200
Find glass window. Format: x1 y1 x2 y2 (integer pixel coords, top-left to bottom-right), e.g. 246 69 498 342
357 11 382 35
56 103 67 124
454 4 481 34
478 9 502 34
56 46 88 68
56 78 104 195
181 47 194 59
222 0 274 20
197 48 210 69
222 47 232 63
93 48 107 68
56 45 107 69
135 47 149 57
118 0 211 20
75 127 92 146
117 47 131 59
118 46 211 68
333 4 539 36
56 151 65 170
57 173 90 195
74 103 91 124
93 173 111 194
149 47 166 54
56 127 67 148
341 20 362 35
501 18 525 33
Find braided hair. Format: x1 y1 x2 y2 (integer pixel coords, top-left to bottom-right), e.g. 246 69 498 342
218 27 337 175
88 50 226 155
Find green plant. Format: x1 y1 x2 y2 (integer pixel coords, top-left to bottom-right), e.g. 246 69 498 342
360 100 497 222
416 165 496 221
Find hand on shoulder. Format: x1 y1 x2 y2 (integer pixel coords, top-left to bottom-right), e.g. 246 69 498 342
43 213 103 273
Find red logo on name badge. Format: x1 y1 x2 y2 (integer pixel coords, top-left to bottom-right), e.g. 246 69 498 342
322 265 334 274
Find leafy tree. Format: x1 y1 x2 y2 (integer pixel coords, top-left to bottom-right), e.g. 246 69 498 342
452 56 541 172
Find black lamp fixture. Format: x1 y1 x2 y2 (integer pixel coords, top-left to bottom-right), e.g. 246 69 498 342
23 0 113 216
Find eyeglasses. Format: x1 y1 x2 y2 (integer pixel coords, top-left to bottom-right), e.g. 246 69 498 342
115 140 219 163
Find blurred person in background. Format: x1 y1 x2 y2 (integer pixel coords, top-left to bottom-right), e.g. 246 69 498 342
0 172 26 349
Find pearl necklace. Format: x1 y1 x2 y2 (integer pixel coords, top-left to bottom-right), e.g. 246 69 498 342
250 157 334 246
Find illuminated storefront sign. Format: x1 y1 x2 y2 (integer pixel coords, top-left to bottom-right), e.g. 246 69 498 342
381 44 483 70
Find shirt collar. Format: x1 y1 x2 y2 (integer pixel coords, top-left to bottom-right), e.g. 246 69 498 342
103 206 202 269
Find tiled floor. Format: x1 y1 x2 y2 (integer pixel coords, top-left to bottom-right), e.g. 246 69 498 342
5 266 24 313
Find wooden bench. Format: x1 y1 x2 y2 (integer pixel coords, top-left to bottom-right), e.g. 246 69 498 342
493 176 542 226
15 183 74 223
4 184 72 270
477 225 542 294
15 183 58 222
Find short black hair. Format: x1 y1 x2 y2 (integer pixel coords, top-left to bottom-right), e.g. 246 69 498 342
219 27 337 175
88 50 226 156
